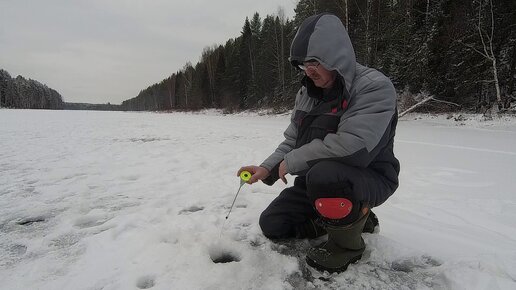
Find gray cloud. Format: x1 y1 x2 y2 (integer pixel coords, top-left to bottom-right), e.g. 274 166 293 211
0 0 296 104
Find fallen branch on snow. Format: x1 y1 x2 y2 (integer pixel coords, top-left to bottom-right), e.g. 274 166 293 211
399 96 460 118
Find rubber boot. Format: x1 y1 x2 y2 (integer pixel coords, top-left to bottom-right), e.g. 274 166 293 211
306 211 369 273
363 210 379 234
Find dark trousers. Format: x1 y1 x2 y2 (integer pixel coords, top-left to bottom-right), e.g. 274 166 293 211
259 161 394 239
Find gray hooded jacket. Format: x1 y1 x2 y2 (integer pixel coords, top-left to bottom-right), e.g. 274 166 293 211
260 13 399 196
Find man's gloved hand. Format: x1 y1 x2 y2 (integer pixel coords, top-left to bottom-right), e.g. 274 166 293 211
237 166 270 184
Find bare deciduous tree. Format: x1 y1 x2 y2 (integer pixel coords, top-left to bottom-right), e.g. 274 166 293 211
460 0 502 109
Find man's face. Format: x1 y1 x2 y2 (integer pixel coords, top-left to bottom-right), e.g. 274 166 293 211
300 61 336 88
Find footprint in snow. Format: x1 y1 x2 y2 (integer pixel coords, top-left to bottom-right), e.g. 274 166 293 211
1 244 28 268
5 244 27 256
390 255 442 272
136 275 155 289
121 174 140 181
73 214 111 229
178 206 204 215
16 216 46 226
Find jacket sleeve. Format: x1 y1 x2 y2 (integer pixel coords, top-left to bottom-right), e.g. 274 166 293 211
283 76 396 174
259 89 302 185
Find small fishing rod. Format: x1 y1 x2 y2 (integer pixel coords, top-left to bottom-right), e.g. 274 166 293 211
225 170 252 219
220 171 252 238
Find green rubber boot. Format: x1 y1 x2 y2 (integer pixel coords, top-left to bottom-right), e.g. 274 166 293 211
363 210 379 234
306 211 369 273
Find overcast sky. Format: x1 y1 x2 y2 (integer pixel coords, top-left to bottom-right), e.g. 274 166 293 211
0 0 297 104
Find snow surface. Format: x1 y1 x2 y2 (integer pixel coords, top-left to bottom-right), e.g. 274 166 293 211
1 109 515 290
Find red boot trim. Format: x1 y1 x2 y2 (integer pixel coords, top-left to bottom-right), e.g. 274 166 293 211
315 198 353 219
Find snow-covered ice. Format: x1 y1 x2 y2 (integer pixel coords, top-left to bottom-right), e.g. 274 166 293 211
1 109 515 289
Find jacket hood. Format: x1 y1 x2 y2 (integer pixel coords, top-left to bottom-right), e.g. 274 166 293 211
290 13 356 92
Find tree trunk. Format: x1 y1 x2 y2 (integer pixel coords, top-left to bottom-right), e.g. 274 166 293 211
507 43 516 99
365 0 371 65
426 0 430 29
278 7 286 98
485 0 501 106
399 96 435 118
344 0 349 29
491 57 502 105
168 76 176 110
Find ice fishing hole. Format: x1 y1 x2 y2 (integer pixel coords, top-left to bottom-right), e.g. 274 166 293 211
211 252 240 263
209 244 241 264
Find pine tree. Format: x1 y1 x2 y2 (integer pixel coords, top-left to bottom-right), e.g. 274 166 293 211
294 0 321 26
239 18 253 108
0 69 12 108
214 46 226 108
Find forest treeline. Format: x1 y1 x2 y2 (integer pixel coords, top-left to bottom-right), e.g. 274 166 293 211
121 0 515 113
63 102 121 111
0 69 64 110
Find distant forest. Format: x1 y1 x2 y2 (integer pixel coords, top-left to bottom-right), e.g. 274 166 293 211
121 0 516 113
0 69 122 111
0 69 64 110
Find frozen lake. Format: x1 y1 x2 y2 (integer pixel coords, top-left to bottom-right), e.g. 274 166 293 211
1 109 515 289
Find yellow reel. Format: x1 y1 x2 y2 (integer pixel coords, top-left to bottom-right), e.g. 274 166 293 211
240 170 252 183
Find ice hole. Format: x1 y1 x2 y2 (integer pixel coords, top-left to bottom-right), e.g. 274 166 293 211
209 244 241 264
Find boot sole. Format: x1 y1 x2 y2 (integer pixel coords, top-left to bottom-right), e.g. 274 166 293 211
305 254 363 273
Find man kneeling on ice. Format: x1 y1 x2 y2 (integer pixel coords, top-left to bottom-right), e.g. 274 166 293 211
238 13 400 273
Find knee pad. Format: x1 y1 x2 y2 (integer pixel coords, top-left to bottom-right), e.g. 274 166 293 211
315 198 353 219
314 197 360 225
